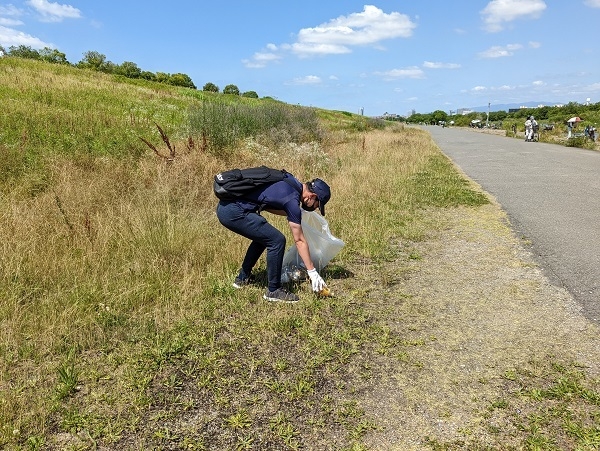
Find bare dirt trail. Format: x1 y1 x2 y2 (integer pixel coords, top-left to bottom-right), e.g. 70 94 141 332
354 198 600 450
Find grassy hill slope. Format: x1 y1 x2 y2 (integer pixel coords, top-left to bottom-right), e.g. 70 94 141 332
6 57 595 451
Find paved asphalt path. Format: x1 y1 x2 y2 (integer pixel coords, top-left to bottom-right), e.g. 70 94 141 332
423 125 600 324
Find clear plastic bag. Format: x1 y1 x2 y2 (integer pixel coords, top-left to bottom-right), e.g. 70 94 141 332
281 211 344 283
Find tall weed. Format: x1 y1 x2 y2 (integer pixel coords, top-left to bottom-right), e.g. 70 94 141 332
188 100 324 154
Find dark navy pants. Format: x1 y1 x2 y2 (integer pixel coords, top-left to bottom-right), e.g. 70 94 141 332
216 201 286 292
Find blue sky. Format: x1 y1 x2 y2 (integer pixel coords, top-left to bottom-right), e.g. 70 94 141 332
1 1 599 116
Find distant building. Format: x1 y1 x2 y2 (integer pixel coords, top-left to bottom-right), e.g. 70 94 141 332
509 104 564 113
457 108 474 115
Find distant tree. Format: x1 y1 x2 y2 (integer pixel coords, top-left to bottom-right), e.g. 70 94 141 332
155 72 171 84
5 45 69 64
39 47 69 64
515 108 537 120
242 90 259 98
561 102 580 116
140 71 156 81
408 112 430 124
77 51 108 71
0 45 6 56
170 73 196 89
431 110 448 123
202 82 219 93
116 61 142 79
534 106 549 120
223 84 240 95
489 110 507 121
102 61 117 74
453 115 473 127
8 45 40 60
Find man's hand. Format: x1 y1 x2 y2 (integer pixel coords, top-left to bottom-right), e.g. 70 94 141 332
307 268 326 292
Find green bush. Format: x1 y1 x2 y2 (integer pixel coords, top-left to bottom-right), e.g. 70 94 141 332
188 101 323 153
565 136 595 149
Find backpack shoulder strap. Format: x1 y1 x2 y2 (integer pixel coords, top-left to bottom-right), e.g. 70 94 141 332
281 172 303 194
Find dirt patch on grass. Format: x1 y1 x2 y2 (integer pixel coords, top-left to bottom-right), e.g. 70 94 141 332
348 200 600 450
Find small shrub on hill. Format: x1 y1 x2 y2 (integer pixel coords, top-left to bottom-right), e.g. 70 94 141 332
188 101 324 154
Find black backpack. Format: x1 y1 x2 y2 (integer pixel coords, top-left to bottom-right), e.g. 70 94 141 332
213 165 300 200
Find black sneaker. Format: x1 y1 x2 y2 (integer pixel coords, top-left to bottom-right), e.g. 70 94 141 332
263 288 300 303
233 274 255 289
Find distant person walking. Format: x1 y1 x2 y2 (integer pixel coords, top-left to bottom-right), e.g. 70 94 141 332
524 116 532 142
530 116 538 142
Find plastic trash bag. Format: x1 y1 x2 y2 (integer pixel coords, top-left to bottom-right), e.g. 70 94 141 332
281 210 344 283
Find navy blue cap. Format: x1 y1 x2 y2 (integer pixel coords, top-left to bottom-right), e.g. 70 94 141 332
310 178 331 215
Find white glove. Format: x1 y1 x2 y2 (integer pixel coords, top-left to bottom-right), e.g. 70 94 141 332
307 268 326 292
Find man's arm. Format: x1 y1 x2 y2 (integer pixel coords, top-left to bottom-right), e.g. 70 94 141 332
264 208 311 266
288 221 315 270
289 221 328 292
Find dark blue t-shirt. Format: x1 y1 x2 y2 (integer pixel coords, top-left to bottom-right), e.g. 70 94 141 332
236 175 304 224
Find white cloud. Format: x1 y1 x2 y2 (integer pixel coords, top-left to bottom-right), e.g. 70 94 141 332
293 5 416 56
528 41 541 49
423 61 461 69
375 67 425 79
0 24 52 47
584 82 600 92
0 17 23 26
584 0 600 7
287 75 322 85
244 5 416 67
478 43 523 58
26 0 81 22
0 4 23 16
0 4 23 26
481 0 546 32
242 51 282 68
470 82 553 95
289 42 351 57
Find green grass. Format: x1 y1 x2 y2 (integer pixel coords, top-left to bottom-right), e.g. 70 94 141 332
407 154 489 208
1 57 597 450
426 359 600 450
0 58 188 158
